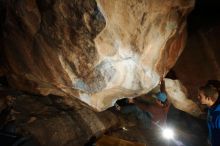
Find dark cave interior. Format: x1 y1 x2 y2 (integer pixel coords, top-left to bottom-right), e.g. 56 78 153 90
0 0 219 146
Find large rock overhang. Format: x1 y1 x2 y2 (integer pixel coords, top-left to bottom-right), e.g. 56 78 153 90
0 0 195 111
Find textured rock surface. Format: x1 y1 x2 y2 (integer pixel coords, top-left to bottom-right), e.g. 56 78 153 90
164 78 202 117
0 0 194 111
10 94 119 146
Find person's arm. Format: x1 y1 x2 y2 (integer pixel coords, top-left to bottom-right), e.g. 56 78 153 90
159 77 170 107
160 77 166 94
215 112 220 128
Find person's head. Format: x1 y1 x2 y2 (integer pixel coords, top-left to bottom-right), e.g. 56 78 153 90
155 92 168 107
206 80 220 91
198 85 219 107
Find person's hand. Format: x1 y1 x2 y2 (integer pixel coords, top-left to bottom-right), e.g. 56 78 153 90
128 98 134 103
160 76 164 83
156 99 164 107
160 76 163 81
114 103 121 111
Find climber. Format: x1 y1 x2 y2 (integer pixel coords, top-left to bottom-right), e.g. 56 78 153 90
115 78 170 129
198 84 220 146
134 86 170 127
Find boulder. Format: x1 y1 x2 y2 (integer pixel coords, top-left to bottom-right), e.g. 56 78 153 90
165 78 202 117
0 0 194 111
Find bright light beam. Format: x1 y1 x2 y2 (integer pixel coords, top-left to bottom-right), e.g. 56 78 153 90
162 127 174 140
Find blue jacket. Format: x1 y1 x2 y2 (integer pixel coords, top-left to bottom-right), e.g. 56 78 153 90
207 99 220 146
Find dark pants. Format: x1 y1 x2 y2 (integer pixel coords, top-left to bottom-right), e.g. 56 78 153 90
121 105 152 129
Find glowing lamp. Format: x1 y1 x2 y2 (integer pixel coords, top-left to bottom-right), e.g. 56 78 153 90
162 127 174 140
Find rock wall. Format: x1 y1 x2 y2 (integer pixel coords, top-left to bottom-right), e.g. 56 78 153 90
174 0 220 98
164 78 202 117
0 0 194 111
0 92 118 146
175 28 220 98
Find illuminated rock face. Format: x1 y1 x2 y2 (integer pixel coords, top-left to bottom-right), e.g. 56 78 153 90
165 78 202 117
0 0 194 111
